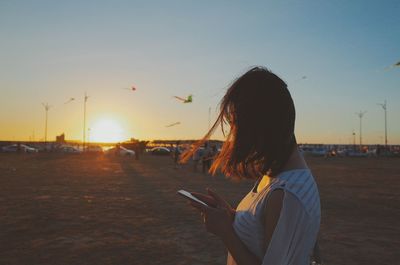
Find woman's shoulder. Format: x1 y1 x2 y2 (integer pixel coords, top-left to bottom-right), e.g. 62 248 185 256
268 169 320 216
269 168 312 189
277 168 314 185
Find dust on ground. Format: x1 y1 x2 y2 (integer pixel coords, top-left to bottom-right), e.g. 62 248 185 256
0 153 399 265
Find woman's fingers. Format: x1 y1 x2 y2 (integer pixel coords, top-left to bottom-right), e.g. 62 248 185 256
206 188 235 219
201 206 234 237
189 201 208 213
207 188 229 207
191 192 218 207
206 188 222 201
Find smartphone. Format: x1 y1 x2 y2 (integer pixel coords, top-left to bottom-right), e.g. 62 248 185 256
177 189 209 207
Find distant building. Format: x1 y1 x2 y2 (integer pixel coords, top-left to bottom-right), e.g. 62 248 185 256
56 133 66 143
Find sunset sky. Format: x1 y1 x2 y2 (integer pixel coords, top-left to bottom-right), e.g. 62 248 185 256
1 1 399 144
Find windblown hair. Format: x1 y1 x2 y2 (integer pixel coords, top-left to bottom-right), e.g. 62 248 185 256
181 67 297 179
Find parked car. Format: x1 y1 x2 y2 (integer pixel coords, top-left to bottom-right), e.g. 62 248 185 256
300 147 328 157
2 144 38 153
86 145 103 153
336 149 350 157
149 147 171 156
58 145 82 153
25 144 39 153
106 146 135 157
347 151 368 157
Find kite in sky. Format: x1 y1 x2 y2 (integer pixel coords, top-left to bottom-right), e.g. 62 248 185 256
384 61 400 70
64 98 75 104
122 85 137 92
174 94 193 103
165 122 181 128
295 76 307 82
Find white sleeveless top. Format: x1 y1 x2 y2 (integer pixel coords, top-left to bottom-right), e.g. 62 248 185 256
227 169 321 265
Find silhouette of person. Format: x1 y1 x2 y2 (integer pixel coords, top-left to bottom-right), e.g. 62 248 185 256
174 141 181 169
181 67 321 265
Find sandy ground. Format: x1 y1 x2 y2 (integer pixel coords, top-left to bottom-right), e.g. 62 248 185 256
0 153 399 265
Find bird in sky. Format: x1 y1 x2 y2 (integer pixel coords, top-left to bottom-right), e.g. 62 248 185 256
165 122 181 127
174 94 193 103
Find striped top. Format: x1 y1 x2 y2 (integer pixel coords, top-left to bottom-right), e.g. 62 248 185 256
227 169 321 265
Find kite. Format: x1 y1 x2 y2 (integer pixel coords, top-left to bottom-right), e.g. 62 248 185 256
122 85 137 92
295 76 307 82
384 61 400 70
64 98 75 104
165 122 181 128
174 94 193 103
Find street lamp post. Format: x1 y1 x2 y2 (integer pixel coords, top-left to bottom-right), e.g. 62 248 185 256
377 100 388 148
42 103 51 144
83 92 89 151
356 111 366 151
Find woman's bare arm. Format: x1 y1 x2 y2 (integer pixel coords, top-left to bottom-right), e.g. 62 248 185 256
221 226 262 265
191 189 284 265
225 189 284 265
261 189 284 254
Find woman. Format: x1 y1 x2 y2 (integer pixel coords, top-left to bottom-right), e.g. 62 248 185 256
182 67 321 265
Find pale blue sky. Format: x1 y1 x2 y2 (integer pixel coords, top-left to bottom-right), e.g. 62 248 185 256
0 0 399 144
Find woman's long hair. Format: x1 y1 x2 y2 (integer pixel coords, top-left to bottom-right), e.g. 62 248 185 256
181 67 297 179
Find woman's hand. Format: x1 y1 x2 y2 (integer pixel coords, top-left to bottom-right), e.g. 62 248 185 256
189 189 262 265
189 188 236 240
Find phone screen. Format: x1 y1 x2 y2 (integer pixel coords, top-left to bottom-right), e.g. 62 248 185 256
177 190 209 207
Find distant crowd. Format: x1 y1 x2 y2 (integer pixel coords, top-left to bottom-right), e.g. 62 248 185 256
172 141 220 174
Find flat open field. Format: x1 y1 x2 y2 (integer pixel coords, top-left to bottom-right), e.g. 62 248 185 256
0 153 399 265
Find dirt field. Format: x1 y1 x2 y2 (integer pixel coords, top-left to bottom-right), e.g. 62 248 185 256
0 153 399 265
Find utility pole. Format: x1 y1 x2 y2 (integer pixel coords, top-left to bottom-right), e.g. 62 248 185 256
356 111 366 151
42 103 51 143
352 130 356 150
377 100 388 148
83 92 89 151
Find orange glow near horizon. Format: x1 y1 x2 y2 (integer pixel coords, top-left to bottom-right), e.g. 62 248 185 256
89 119 127 143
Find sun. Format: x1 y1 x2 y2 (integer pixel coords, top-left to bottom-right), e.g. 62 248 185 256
90 119 126 143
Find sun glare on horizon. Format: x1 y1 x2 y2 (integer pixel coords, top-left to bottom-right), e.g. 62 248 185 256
90 119 126 143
